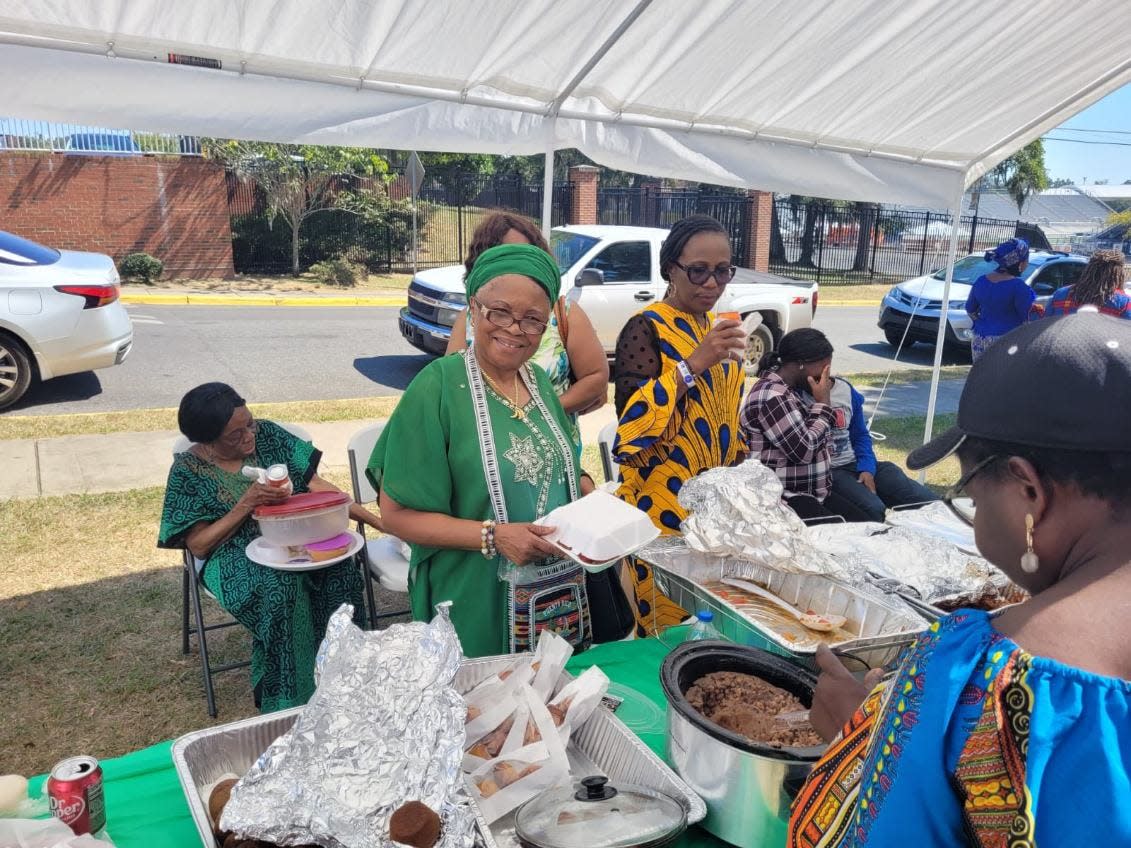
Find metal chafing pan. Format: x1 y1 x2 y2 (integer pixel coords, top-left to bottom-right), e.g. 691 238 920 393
640 541 927 671
173 655 705 848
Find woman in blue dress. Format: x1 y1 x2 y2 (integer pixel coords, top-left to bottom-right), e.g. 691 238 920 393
964 238 1034 360
790 313 1131 847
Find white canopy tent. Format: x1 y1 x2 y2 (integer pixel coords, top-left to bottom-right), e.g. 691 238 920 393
2 0 1130 444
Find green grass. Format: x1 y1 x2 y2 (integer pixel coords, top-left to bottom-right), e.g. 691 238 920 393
417 205 491 267
839 367 969 389
0 417 948 775
816 284 893 304
0 397 402 441
870 413 958 492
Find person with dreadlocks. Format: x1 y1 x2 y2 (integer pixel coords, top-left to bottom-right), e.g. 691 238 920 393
1044 248 1130 319
612 214 748 635
964 237 1035 361
740 328 844 523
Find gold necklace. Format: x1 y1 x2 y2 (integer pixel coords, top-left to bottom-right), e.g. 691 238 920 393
483 370 526 421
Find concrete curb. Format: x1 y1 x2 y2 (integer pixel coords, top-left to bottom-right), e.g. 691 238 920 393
121 292 404 307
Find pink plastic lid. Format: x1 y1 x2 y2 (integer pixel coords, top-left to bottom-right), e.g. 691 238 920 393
254 491 350 517
305 533 353 551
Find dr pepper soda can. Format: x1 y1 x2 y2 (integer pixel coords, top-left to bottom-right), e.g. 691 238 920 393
47 755 106 836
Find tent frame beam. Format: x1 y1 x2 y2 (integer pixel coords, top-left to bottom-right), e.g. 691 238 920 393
0 35 970 176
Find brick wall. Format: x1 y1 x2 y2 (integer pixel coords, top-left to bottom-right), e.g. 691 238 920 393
1 153 235 279
568 165 599 225
743 189 773 272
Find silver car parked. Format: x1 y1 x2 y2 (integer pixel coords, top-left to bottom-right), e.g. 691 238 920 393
0 231 133 410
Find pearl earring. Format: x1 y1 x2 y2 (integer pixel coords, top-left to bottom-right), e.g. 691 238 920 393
1021 514 1039 574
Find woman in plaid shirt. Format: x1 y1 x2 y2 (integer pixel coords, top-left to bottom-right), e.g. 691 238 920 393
740 328 843 523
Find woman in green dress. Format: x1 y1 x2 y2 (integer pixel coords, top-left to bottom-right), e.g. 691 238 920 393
158 383 374 712
369 244 596 657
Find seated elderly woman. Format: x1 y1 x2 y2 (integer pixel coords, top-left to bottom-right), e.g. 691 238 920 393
369 244 596 657
158 383 375 712
789 313 1131 846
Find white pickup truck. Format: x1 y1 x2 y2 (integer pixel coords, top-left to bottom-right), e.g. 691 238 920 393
399 224 819 373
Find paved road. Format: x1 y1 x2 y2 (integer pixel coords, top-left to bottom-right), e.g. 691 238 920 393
6 304 968 416
814 305 971 374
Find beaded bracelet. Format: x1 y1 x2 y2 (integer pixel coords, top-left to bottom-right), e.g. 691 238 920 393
480 519 498 559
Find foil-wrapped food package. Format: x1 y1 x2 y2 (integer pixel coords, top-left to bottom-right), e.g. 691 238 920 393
678 462 849 579
805 522 1024 609
220 603 476 848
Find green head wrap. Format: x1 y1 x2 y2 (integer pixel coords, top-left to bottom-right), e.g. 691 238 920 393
464 243 561 303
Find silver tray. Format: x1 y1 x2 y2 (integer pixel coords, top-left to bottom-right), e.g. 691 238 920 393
173 655 705 848
641 542 926 671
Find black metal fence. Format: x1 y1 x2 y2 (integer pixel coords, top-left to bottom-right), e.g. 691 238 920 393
768 199 1048 285
223 169 1050 283
229 173 572 275
598 186 749 262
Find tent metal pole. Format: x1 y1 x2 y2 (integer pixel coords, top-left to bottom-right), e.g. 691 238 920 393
542 139 555 239
919 175 968 481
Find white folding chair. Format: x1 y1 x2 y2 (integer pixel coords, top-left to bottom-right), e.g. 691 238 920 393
597 421 620 485
346 422 411 628
172 420 312 717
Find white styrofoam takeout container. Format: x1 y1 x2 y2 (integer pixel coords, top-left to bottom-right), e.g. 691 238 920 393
537 491 660 571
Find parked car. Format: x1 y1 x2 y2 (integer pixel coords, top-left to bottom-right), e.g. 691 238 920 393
877 250 1088 352
0 231 133 410
64 132 141 156
399 224 819 374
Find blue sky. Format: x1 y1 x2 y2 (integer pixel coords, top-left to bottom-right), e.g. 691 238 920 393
1043 83 1131 185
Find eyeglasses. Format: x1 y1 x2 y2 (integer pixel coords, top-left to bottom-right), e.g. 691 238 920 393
670 260 737 286
472 299 548 335
942 454 997 526
219 418 258 446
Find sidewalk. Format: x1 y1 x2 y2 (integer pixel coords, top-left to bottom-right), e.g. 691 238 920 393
0 384 960 500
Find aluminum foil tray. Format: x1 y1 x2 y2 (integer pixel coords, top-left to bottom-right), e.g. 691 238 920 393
173 657 704 848
640 541 926 671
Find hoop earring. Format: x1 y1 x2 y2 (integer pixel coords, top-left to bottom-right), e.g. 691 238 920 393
1021 513 1039 574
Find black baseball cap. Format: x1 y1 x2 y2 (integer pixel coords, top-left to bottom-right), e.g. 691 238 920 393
907 312 1131 470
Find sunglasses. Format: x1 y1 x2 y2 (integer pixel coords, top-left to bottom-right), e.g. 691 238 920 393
670 260 737 286
942 454 997 526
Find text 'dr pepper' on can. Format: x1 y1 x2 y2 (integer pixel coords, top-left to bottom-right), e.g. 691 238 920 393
47 755 106 837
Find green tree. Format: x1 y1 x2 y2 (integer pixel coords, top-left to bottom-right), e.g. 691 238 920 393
417 152 495 204
987 139 1049 211
202 140 389 275
1106 209 1131 228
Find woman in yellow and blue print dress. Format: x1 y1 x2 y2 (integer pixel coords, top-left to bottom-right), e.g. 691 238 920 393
612 215 748 635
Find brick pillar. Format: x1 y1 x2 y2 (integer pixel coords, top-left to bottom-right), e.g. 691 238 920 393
743 189 773 272
568 165 599 225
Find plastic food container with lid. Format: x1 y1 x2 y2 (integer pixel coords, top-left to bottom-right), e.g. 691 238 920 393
514 776 688 848
253 491 351 547
536 491 660 571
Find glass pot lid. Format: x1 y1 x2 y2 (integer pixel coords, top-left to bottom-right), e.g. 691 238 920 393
514 776 687 848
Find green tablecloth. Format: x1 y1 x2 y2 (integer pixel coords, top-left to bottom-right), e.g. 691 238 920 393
31 635 725 848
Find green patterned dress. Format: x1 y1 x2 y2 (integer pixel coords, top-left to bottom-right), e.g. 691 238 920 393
158 420 363 712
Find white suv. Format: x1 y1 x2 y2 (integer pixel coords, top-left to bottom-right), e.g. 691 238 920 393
877 250 1088 352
